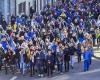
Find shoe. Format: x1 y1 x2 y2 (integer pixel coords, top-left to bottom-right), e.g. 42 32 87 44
60 72 63 74
40 74 44 77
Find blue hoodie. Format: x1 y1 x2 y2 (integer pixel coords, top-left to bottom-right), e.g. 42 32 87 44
83 50 91 61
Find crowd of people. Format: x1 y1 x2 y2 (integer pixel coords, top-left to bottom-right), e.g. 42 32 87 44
0 0 100 77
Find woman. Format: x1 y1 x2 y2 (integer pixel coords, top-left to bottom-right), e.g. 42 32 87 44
30 46 36 77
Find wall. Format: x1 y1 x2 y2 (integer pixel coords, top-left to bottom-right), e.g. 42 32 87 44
35 0 57 13
16 0 34 16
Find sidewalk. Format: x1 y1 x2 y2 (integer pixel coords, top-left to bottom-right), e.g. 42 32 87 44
93 47 100 59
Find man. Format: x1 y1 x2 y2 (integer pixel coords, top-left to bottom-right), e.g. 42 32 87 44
63 45 70 72
46 50 54 77
35 48 45 77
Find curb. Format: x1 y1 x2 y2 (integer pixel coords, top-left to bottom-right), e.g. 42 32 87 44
93 55 100 59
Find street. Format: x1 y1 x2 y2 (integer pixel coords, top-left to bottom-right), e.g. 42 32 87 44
0 57 100 80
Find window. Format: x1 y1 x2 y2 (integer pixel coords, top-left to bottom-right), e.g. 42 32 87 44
18 1 26 14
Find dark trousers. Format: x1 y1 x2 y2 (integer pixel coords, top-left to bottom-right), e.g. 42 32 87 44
30 63 34 76
64 60 69 72
0 62 2 70
89 58 92 65
47 64 53 76
57 62 63 72
78 54 81 63
0 65 1 70
37 64 43 75
92 38 95 46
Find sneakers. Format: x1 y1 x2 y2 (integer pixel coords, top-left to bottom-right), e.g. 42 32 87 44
38 74 44 77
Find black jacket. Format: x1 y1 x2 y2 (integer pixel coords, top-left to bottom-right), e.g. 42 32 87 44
63 48 70 61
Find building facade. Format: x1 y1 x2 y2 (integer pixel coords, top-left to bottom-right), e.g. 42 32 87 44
0 0 16 22
16 0 57 15
0 0 57 21
35 0 57 13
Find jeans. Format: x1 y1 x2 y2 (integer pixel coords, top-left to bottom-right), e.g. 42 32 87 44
84 60 89 71
70 55 75 68
64 60 69 72
20 62 26 75
30 63 35 76
57 63 63 72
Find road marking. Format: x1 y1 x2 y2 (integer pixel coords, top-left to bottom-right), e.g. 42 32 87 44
10 76 17 80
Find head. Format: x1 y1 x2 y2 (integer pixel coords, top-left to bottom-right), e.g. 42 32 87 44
48 50 52 55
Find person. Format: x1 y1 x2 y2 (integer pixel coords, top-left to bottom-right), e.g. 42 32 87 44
7 48 16 74
19 48 26 75
63 45 70 72
0 44 4 71
77 43 82 63
90 28 96 46
83 47 91 71
46 50 54 77
69 43 76 69
2 18 7 30
56 47 63 73
15 45 21 69
0 0 98 77
30 46 35 77
35 48 45 77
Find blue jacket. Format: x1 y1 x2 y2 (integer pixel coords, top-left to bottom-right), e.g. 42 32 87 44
83 50 91 61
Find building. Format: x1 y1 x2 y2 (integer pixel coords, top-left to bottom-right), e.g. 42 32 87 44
35 0 57 13
0 0 57 21
16 0 57 15
16 0 34 16
0 0 16 22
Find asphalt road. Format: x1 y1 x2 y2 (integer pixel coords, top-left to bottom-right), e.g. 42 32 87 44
0 57 100 80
